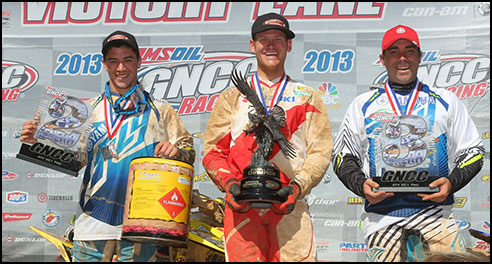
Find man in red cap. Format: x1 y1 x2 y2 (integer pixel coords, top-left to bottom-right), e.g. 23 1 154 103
203 13 333 261
331 25 485 261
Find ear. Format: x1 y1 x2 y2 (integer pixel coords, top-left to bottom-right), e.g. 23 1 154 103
249 39 255 53
287 39 292 52
379 53 385 67
102 59 109 72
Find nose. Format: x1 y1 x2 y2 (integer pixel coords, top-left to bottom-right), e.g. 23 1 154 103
117 62 126 71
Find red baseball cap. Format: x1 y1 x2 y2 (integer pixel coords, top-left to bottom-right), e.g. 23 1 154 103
381 25 420 53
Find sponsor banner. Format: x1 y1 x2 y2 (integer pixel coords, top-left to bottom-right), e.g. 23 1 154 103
1 2 489 262
2 213 32 222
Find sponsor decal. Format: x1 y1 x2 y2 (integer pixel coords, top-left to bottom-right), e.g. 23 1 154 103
478 2 490 16
42 209 60 227
253 2 385 19
138 51 256 115
310 198 341 206
455 220 471 230
2 152 17 159
38 192 48 203
323 219 361 227
317 82 341 110
2 10 11 28
2 213 32 222
191 132 204 138
2 170 18 180
140 46 204 65
26 172 67 179
194 172 211 182
7 236 46 243
339 242 367 252
2 60 39 102
373 52 490 100
473 221 489 251
453 197 467 208
482 174 490 182
6 191 28 204
402 5 469 17
317 241 331 251
348 197 364 204
482 131 490 139
22 2 230 25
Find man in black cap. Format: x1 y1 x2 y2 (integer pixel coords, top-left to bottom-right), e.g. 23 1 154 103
203 13 333 261
20 30 195 261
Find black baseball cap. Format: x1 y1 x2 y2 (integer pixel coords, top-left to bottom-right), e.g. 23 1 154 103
102 30 140 58
251 13 295 40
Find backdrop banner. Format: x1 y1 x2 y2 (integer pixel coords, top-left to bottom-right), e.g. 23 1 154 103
2 2 490 261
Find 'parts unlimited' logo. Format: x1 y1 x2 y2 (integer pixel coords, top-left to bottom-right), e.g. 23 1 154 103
2 60 39 102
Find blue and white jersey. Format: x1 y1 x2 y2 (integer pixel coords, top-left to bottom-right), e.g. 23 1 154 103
333 80 483 218
73 87 194 241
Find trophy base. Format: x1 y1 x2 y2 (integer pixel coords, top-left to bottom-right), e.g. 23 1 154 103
236 165 284 205
16 142 81 176
372 176 440 193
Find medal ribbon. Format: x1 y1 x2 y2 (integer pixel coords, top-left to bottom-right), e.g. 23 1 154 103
104 93 133 140
384 80 421 116
251 72 289 114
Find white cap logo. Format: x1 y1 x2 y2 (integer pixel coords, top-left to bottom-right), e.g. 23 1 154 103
396 27 406 34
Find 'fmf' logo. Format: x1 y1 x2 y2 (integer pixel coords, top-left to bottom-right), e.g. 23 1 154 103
2 60 39 102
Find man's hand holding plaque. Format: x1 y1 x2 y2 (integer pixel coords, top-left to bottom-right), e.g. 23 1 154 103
17 86 93 176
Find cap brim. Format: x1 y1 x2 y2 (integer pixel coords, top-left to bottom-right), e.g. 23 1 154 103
254 26 295 39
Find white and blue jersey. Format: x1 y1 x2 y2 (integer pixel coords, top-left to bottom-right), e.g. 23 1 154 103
73 85 194 241
332 80 483 219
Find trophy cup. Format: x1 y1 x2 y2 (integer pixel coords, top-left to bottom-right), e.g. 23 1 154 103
230 70 296 208
16 86 93 176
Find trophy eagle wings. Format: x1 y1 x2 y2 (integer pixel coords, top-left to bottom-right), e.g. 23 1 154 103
230 70 296 159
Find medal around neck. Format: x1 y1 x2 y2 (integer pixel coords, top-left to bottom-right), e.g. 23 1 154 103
230 70 296 208
16 86 93 176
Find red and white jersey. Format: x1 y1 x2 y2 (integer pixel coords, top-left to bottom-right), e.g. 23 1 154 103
203 75 333 198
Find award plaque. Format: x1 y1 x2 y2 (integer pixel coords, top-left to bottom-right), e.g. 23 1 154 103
372 170 440 193
16 86 93 176
230 70 296 208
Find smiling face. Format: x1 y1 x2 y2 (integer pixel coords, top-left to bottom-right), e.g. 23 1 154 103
380 39 422 84
250 29 292 80
102 46 141 95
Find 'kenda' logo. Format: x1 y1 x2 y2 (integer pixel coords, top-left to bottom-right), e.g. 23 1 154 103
373 52 490 99
2 60 39 102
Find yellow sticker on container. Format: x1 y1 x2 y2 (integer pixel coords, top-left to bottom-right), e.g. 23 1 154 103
128 169 191 224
